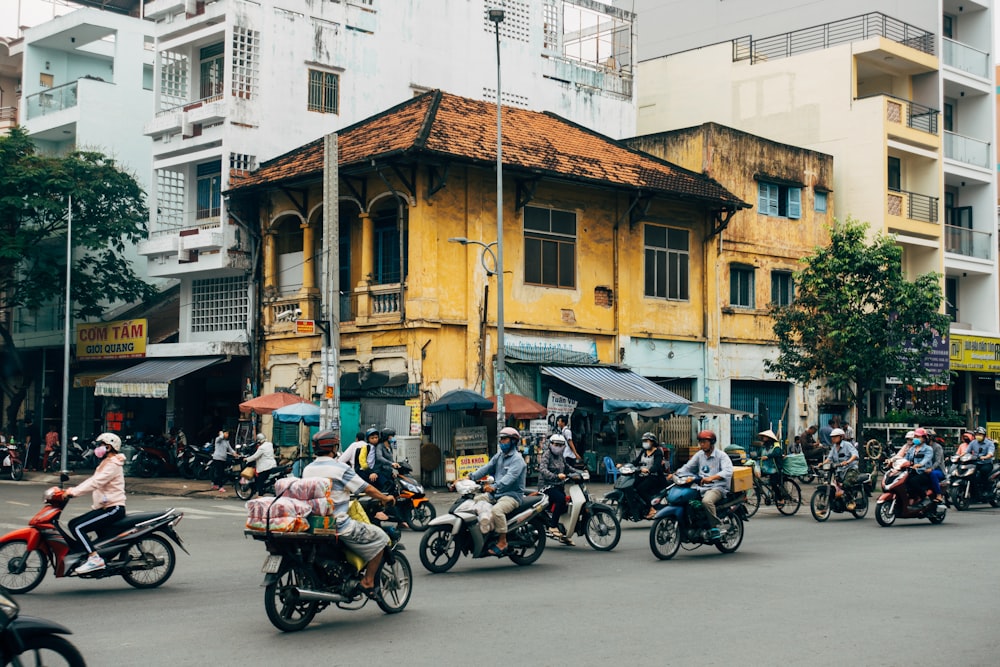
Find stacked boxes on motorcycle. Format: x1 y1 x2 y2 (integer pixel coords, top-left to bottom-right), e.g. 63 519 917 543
731 466 753 492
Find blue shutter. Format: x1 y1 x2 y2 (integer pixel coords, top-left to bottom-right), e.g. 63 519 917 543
758 182 779 216
787 187 802 219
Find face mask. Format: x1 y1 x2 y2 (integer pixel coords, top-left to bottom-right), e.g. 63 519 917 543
498 440 514 454
94 445 108 459
550 444 565 455
976 435 985 442
912 438 922 445
642 441 653 450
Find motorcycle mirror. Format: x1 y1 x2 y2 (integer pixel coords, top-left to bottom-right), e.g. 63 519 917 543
59 472 70 483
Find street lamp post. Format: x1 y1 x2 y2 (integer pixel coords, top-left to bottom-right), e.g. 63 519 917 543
488 6 506 434
448 236 499 399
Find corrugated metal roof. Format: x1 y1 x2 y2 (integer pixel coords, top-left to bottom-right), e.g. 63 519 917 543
95 357 224 399
541 366 691 413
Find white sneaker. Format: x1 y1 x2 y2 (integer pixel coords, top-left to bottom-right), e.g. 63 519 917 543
76 554 105 574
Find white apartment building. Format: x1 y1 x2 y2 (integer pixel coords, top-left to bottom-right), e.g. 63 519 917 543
635 0 999 429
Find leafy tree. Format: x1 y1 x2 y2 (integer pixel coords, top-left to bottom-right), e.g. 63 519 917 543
765 217 950 434
0 127 155 427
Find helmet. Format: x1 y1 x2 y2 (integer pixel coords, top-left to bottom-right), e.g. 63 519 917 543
641 432 658 445
696 430 717 444
380 428 396 442
498 427 520 440
829 428 845 438
549 434 567 446
975 427 987 436
96 432 122 452
256 433 266 443
365 428 380 440
962 432 973 443
913 427 927 438
904 431 915 440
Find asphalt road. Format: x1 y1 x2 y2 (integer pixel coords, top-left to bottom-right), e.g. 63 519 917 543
1 480 998 667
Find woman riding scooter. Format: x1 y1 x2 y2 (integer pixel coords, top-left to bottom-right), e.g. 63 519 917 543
539 434 574 545
623 433 668 519
65 432 127 574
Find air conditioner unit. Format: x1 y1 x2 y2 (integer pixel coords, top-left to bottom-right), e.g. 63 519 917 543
14 84 22 94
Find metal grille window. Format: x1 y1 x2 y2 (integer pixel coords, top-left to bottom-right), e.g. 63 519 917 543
644 224 689 300
199 42 224 100
730 265 755 308
307 70 339 114
196 161 221 220
771 271 794 307
542 0 560 51
229 153 257 174
524 205 576 289
192 276 249 332
483 0 530 42
159 50 188 110
232 27 260 99
156 168 185 231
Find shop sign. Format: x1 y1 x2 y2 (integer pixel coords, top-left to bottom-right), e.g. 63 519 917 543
949 333 1000 373
456 453 489 479
76 319 147 359
405 398 421 435
295 319 315 334
547 391 577 423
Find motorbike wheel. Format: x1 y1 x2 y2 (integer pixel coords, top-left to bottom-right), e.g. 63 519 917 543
10 459 24 481
264 567 318 632
177 457 194 479
850 489 870 519
507 517 546 566
375 552 413 614
776 479 802 516
875 500 896 527
418 526 460 573
11 634 86 667
135 453 158 478
407 502 437 531
715 513 744 554
951 484 970 511
235 477 256 501
120 535 176 589
0 540 47 593
928 506 947 524
743 484 760 518
810 486 831 522
602 495 624 521
584 506 621 551
991 479 1000 508
648 515 681 560
194 461 212 481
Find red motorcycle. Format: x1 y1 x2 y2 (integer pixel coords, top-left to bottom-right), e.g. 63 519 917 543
0 485 188 593
1 441 24 481
875 459 946 527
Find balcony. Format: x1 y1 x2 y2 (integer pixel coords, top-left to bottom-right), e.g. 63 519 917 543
0 106 17 133
264 294 322 332
25 81 78 120
348 284 403 325
942 38 990 79
945 225 992 260
944 131 990 170
887 188 938 224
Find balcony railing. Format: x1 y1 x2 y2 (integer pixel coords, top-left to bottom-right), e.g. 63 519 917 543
741 12 934 63
887 188 938 223
944 131 991 169
0 106 16 129
25 81 78 119
883 95 938 134
942 38 990 79
945 225 992 260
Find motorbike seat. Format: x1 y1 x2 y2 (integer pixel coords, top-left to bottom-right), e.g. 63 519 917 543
105 511 169 533
513 497 543 514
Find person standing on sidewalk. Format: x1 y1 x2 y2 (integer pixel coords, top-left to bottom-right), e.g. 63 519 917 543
211 428 237 492
43 426 59 472
556 415 580 462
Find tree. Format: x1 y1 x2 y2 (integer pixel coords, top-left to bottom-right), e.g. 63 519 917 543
0 127 155 427
765 217 950 435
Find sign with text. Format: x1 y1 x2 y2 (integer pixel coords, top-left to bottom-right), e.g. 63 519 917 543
456 453 489 479
949 333 1000 373
546 391 577 424
453 426 488 452
405 398 422 435
76 319 147 359
295 320 315 334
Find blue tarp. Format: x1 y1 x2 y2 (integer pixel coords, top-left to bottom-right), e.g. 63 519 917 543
540 365 691 414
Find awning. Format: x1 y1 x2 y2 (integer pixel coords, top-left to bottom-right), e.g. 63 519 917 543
541 366 692 414
94 357 225 399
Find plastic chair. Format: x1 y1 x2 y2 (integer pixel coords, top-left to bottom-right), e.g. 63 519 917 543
603 456 620 484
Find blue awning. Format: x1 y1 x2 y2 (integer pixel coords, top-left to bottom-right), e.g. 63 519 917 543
540 366 691 414
95 357 225 399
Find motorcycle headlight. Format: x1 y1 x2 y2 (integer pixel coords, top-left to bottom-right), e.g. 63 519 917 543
400 480 420 494
0 591 19 623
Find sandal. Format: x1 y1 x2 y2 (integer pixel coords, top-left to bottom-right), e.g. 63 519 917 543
487 544 507 557
357 583 378 598
644 509 657 520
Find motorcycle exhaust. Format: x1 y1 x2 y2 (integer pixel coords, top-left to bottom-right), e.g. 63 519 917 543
292 587 348 603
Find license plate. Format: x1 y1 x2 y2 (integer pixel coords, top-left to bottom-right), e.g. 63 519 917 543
261 554 282 574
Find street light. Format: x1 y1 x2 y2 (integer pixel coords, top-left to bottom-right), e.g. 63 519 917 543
488 6 507 434
448 236 502 401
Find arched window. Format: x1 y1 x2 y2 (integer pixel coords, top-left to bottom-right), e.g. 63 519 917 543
273 216 304 295
371 202 407 285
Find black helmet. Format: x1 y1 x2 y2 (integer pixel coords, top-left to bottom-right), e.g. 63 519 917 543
975 426 987 436
380 428 396 442
365 428 380 440
641 432 658 446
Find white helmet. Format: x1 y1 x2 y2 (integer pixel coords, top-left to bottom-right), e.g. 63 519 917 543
256 433 266 442
829 428 845 438
96 432 122 452
549 434 567 446
904 430 915 440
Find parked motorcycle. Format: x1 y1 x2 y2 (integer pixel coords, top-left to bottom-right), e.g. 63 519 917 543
603 463 669 522
0 484 188 593
1 441 24 481
130 434 181 478
418 478 548 573
944 453 1000 510
535 469 621 551
648 479 748 560
44 436 97 474
381 461 436 531
0 589 85 666
246 514 411 632
183 443 215 481
875 459 947 526
809 463 873 521
235 462 294 501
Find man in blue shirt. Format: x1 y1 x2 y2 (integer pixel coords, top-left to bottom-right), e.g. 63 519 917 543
470 426 526 556
824 428 859 509
903 427 935 505
968 427 997 489
672 430 733 536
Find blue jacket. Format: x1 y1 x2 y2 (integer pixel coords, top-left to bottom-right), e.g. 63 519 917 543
471 449 526 502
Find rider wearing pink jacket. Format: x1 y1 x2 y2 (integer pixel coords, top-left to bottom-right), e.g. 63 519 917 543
66 433 127 574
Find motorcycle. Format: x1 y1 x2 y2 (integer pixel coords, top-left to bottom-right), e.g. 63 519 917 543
0 589 85 666
944 453 1000 510
246 509 411 633
648 478 748 560
380 461 437 531
418 478 548 573
130 434 181 478
45 437 97 474
534 469 621 551
0 483 188 593
809 463 873 521
183 443 215 481
603 463 669 522
1 442 24 481
235 462 294 501
875 459 947 527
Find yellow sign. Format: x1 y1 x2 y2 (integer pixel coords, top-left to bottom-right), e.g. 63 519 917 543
76 319 147 359
405 398 421 435
456 453 489 480
949 333 1000 373
295 319 315 334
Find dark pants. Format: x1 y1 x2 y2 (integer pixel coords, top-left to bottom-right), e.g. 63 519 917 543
544 485 568 527
211 459 229 487
255 470 270 495
635 475 666 508
68 505 125 553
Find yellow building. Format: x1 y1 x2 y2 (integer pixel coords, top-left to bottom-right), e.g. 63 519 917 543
228 91 748 461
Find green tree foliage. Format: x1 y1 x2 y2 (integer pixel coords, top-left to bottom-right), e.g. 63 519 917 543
765 218 950 431
0 127 155 426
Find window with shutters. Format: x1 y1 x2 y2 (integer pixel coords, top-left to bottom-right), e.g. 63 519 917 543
757 182 801 219
730 265 755 309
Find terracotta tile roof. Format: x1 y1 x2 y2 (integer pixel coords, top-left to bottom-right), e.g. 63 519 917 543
230 91 747 209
